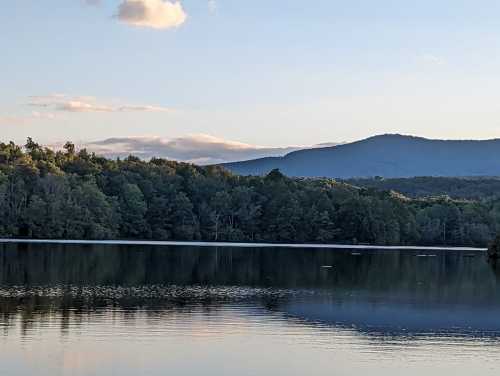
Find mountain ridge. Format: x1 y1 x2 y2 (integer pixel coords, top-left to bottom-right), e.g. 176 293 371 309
222 134 500 178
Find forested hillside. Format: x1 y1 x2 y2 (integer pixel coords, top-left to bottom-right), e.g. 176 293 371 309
346 177 500 200
0 139 499 247
223 134 500 178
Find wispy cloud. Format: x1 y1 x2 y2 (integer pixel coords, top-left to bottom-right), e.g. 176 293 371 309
57 101 114 113
83 0 101 6
0 115 30 126
419 54 446 66
0 111 60 125
65 134 340 164
117 105 171 112
31 111 59 120
28 95 172 113
116 0 187 29
208 0 217 14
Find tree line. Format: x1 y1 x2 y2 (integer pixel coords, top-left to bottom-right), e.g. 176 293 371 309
0 139 499 247
346 176 500 200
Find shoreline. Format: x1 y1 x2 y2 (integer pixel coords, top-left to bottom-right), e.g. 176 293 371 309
0 239 487 252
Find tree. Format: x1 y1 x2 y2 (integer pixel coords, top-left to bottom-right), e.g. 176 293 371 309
119 183 148 238
147 196 174 239
171 192 198 240
0 138 498 247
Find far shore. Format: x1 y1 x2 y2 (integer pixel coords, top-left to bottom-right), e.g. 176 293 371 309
0 239 487 252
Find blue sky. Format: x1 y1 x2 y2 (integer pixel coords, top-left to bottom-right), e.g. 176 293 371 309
2 0 500 161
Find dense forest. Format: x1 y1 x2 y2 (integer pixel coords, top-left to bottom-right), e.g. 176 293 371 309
0 139 499 247
346 176 500 200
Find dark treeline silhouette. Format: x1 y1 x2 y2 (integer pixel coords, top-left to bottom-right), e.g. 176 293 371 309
1 139 500 246
346 176 500 200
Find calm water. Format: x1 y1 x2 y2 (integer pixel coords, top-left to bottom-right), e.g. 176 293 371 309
1 243 500 375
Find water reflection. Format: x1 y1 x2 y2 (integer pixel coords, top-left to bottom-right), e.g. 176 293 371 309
0 243 499 334
1 244 500 375
0 243 496 290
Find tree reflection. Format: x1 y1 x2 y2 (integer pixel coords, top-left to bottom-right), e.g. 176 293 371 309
1 243 499 338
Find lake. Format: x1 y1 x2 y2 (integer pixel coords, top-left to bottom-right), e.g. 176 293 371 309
1 242 500 375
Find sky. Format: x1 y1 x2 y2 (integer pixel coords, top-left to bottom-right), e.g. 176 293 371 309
2 0 500 162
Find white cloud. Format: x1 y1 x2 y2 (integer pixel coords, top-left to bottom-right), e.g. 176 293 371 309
67 134 340 164
31 111 59 120
58 101 114 112
208 0 217 13
117 105 172 112
28 93 66 104
0 111 59 125
419 54 446 66
116 0 187 29
28 95 172 113
83 0 101 5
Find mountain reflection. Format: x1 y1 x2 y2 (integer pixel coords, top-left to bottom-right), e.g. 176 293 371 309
1 243 499 337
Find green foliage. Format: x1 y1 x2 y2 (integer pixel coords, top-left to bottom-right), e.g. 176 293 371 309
347 176 500 200
0 139 499 246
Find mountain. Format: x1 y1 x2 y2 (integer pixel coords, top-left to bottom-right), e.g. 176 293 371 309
222 134 500 178
55 136 342 165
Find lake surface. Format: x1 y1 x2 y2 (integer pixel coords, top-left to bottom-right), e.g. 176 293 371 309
1 243 500 375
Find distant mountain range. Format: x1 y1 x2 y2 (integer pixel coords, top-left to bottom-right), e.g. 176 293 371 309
66 135 342 165
222 134 500 178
